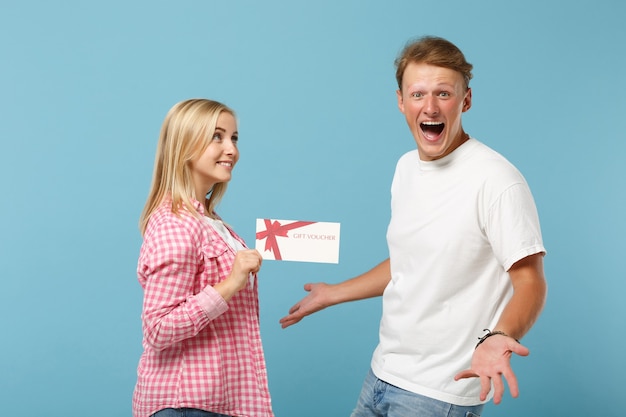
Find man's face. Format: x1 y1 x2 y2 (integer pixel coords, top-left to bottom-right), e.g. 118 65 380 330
397 62 472 161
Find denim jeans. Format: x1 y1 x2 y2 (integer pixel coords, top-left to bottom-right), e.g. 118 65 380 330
350 368 484 417
151 408 230 417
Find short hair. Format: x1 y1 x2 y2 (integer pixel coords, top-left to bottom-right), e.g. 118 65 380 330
395 36 473 90
139 99 236 235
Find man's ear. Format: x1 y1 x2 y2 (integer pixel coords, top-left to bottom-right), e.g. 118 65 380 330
396 89 405 113
462 88 472 112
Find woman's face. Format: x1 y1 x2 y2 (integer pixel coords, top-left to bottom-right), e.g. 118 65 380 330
190 111 239 199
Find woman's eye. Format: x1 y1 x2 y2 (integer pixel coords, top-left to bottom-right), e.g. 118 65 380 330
212 133 222 141
231 136 239 143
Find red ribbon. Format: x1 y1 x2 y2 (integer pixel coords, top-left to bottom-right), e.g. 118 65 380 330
256 219 315 260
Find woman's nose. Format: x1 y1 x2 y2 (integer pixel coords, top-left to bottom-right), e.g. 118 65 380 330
223 139 237 155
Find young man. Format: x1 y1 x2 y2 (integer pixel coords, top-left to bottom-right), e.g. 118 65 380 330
280 36 547 417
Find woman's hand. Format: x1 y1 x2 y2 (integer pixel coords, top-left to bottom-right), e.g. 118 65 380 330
215 249 262 301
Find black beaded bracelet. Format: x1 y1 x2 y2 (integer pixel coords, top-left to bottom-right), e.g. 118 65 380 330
475 328 520 349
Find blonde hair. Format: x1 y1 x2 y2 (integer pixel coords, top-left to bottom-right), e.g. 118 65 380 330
395 36 473 91
139 99 236 235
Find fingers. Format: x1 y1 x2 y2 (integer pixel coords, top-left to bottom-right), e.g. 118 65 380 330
502 368 520 398
455 370 499 403
279 315 302 329
455 367 521 404
453 369 477 381
280 282 331 330
509 341 530 357
479 375 492 402
279 283 317 329
279 305 304 328
491 373 504 404
235 249 263 274
248 249 263 273
280 303 304 328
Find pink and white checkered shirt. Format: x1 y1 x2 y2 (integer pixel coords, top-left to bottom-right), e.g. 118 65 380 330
132 200 273 417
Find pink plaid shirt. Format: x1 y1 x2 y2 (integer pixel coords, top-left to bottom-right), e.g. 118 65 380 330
132 200 273 417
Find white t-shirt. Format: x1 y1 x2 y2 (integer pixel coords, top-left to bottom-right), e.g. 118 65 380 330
205 216 246 252
371 138 545 406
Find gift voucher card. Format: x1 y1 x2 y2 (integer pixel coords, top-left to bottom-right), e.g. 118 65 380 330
255 218 340 263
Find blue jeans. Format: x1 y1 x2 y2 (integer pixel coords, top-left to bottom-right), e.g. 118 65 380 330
151 408 230 417
351 369 484 417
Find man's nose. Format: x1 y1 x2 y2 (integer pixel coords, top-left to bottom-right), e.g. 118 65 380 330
423 95 439 115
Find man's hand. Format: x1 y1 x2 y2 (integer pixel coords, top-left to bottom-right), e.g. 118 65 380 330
454 334 529 404
279 259 391 329
279 282 332 328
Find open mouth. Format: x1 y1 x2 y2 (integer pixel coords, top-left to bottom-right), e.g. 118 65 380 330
420 121 444 140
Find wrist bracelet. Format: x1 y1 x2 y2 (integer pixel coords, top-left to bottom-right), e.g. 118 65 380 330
475 328 520 349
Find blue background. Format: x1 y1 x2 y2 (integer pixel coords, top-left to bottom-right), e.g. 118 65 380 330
1 1 624 416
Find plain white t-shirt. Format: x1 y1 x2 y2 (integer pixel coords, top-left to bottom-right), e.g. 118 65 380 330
371 138 545 406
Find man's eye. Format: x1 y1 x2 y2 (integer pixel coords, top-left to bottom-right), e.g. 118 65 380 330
439 92 450 97
411 92 423 98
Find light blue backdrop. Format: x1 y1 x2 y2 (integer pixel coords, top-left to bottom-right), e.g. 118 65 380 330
1 1 624 416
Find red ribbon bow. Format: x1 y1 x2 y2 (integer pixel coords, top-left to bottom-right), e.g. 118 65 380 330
256 219 315 260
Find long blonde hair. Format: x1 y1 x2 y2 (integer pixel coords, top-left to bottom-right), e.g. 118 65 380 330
139 99 236 235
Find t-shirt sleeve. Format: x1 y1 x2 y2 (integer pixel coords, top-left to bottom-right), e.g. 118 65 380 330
484 182 546 271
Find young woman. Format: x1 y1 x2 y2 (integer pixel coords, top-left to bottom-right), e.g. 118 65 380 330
133 99 273 417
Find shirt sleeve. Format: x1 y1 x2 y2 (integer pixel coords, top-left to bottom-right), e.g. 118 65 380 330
138 218 229 352
485 182 546 271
